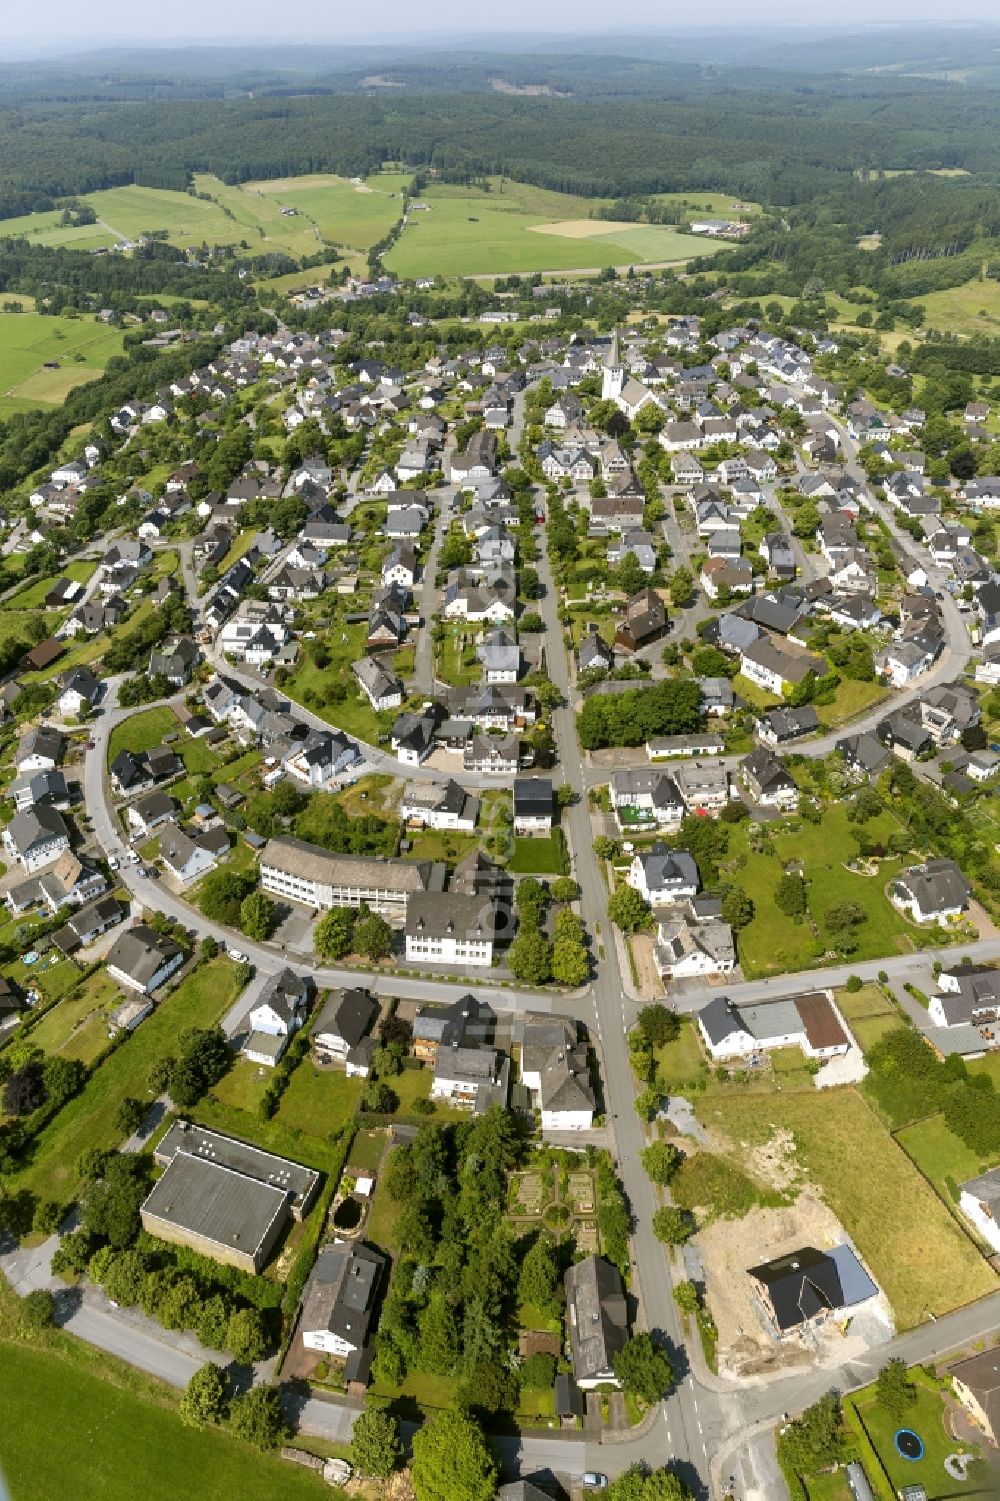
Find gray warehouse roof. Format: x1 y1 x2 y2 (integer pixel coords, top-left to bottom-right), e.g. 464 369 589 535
141 1150 290 1264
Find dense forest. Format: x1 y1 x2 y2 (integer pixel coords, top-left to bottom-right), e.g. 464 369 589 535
5 70 1000 219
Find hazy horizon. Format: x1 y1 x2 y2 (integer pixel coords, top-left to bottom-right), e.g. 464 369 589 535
5 9 1000 50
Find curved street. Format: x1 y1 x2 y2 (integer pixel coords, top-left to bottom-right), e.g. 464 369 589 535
74 500 1000 1497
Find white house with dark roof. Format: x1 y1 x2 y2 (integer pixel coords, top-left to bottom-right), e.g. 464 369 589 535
520 1015 595 1132
312 987 379 1062
242 968 310 1067
627 847 699 907
405 891 497 968
890 859 971 925
2 805 71 873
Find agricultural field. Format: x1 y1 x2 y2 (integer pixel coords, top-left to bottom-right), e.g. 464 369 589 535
384 178 731 278
0 311 125 419
244 171 410 251
1 1342 331 1501
0 170 409 263
704 1085 997 1327
909 278 1000 338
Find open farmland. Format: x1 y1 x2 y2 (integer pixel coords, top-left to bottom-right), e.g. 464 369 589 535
245 171 411 250
384 179 731 277
0 171 408 262
0 311 125 419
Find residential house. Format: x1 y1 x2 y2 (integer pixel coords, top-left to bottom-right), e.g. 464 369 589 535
405 892 497 969
741 747 799 810
513 777 553 836
300 1239 386 1376
890 859 971 924
520 1016 596 1132
15 727 64 774
739 637 827 695
242 968 310 1068
958 1169 1000 1256
463 733 520 776
158 825 226 886
948 1351 1000 1447
313 988 379 1062
671 760 730 815
2 806 71 873
609 768 684 831
565 1256 628 1389
478 628 521 684
698 990 850 1062
399 780 479 832
628 847 699 906
126 790 178 839
106 923 185 994
654 903 736 980
757 706 819 747
353 657 403 713
615 588 667 653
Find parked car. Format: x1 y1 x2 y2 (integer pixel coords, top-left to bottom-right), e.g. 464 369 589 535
583 1477 608 1491
227 948 249 963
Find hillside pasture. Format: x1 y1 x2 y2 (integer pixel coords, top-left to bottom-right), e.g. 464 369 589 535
0 311 124 418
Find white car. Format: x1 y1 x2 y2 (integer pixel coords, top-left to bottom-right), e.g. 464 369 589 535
583 1477 608 1491
108 855 120 870
227 948 249 963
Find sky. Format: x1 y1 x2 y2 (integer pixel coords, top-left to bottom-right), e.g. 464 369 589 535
4 4 1000 48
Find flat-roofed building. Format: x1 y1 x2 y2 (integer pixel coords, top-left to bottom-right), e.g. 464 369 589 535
141 1120 320 1273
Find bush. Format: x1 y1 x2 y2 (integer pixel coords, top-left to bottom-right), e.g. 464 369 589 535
22 1288 56 1328
520 1351 556 1389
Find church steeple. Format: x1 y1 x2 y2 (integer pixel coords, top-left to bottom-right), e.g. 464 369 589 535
602 326 624 402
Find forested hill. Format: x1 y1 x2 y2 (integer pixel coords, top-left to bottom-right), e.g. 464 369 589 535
2 76 1000 221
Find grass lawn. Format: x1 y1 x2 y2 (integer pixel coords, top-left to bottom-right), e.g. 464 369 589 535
848 1368 977 1501
0 311 124 418
245 170 408 251
435 627 482 687
384 178 728 278
209 1058 274 1115
383 1065 469 1122
911 278 1000 339
277 1063 363 1139
724 809 919 979
107 705 217 777
15 958 243 1202
896 1114 995 1209
655 1019 708 1091
704 1086 997 1327
1 1342 330 1501
336 773 398 818
509 835 567 875
836 983 900 1054
403 827 480 865
10 559 96 609
27 970 123 1065
7 952 82 1003
347 1129 386 1173
365 1176 404 1255
282 636 392 747
107 706 182 764
815 678 890 729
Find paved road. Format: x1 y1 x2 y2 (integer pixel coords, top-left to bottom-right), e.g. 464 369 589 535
15 404 999 1498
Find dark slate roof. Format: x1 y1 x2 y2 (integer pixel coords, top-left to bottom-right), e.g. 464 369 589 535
748 1246 844 1331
